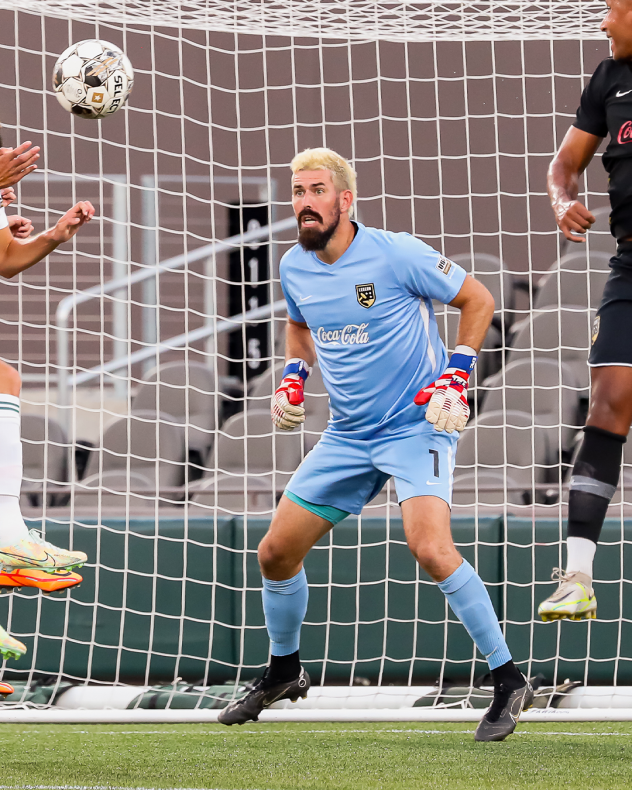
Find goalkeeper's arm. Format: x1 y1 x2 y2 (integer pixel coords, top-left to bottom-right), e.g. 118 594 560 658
415 275 495 433
271 318 316 431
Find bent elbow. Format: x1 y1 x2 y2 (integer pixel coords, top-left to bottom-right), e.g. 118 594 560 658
0 264 17 280
483 287 495 317
469 281 495 319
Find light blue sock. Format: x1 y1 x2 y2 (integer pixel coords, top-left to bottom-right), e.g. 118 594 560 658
262 568 309 656
437 559 512 670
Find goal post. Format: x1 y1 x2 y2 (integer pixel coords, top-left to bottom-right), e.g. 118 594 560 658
0 0 626 719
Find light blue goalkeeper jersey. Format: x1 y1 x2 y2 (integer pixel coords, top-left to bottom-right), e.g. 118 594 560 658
280 222 467 438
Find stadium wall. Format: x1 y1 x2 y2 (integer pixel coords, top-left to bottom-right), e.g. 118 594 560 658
4 515 631 687
0 15 613 386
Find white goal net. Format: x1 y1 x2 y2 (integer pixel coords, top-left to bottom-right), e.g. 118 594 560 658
0 0 624 718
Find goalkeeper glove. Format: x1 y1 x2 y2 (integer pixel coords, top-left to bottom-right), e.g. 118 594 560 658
414 346 477 433
271 358 312 431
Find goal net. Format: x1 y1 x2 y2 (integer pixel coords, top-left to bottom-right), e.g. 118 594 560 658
0 0 624 718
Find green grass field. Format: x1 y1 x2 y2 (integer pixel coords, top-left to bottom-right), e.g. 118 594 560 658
0 722 631 790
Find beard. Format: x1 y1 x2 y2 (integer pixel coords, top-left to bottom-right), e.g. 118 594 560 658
297 205 341 252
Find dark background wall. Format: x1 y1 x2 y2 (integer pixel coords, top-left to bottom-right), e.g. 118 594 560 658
0 12 612 386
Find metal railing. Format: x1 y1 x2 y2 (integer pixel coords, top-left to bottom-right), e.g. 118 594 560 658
73 298 288 385
55 215 296 427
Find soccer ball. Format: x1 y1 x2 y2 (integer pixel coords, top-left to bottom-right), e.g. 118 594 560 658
52 39 133 120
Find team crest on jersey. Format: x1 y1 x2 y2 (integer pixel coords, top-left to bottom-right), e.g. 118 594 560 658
356 283 376 308
591 315 600 345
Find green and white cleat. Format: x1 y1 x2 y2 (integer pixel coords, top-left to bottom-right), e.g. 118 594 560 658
0 625 26 660
538 569 596 622
26 530 87 570
0 529 87 572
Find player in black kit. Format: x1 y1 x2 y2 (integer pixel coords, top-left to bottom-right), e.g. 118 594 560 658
539 0 632 622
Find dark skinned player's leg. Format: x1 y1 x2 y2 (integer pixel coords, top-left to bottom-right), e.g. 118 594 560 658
588 366 632 435
568 366 632 567
539 365 632 621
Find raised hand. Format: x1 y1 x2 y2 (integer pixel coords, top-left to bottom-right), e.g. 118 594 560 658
553 198 596 243
1 187 16 208
271 358 311 431
8 216 33 239
415 350 477 433
0 143 40 189
1 188 34 238
50 201 95 244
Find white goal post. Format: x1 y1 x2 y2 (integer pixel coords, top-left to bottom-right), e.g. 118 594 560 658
0 1 609 42
0 0 626 721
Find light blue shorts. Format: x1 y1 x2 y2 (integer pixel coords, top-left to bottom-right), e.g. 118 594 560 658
285 420 458 515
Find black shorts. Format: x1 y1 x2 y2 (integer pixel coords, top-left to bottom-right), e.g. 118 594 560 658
589 241 632 367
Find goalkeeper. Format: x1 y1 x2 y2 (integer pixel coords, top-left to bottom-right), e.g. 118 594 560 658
219 147 531 741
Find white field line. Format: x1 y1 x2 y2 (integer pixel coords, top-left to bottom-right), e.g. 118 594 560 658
3 709 632 723
59 729 632 737
8 728 632 737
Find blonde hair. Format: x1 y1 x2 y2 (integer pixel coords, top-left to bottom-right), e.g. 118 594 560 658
291 147 357 218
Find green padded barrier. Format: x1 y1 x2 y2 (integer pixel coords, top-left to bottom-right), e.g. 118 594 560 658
2 517 237 684
4 516 631 685
0 516 501 685
131 682 243 709
505 517 632 685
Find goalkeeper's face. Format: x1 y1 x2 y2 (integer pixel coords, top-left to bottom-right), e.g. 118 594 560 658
293 170 343 252
602 0 632 60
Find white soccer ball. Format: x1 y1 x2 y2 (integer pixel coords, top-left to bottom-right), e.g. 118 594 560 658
52 39 134 120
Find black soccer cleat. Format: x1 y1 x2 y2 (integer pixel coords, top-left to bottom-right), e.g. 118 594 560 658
218 666 310 725
474 678 534 742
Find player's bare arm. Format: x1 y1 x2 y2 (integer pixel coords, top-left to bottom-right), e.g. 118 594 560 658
285 318 316 367
449 274 495 352
0 201 94 279
547 126 602 242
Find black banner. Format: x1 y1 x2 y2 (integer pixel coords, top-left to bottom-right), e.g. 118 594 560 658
228 204 270 381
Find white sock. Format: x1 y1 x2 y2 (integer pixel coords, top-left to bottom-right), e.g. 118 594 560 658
0 395 28 547
566 537 596 579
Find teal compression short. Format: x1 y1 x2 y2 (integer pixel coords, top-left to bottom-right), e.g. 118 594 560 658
284 490 350 525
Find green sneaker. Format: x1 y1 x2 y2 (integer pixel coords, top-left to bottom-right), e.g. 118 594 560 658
0 625 26 660
538 569 596 622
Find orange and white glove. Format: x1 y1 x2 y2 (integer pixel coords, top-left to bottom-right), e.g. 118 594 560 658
271 358 312 431
414 346 477 433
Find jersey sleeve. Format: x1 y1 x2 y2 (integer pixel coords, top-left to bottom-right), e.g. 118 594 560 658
392 234 467 304
280 272 306 324
573 61 609 138
0 207 9 231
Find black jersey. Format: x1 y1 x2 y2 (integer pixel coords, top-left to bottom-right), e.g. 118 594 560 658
574 58 632 241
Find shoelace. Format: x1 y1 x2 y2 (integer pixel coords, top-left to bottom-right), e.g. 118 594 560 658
486 684 513 722
233 671 270 705
550 567 576 584
27 529 55 550
27 529 79 554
